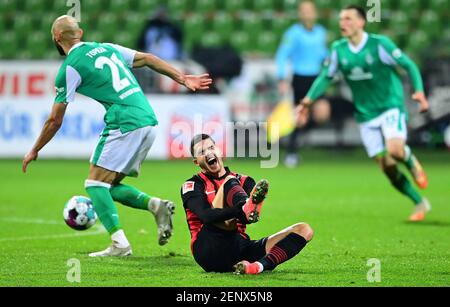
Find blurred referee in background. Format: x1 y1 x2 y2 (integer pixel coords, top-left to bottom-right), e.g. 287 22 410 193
276 0 329 167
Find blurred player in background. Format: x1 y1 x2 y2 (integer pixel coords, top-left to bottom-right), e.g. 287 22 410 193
181 134 314 274
137 5 184 61
298 5 431 221
276 0 329 167
22 15 212 256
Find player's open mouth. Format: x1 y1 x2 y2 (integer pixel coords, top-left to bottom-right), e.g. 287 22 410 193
207 156 218 166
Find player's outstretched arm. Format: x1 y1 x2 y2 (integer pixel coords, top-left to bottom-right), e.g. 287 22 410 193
295 46 338 121
395 55 429 113
22 103 67 173
378 36 429 113
132 51 212 91
295 97 313 122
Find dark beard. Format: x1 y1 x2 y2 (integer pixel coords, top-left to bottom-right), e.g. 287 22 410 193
54 39 66 56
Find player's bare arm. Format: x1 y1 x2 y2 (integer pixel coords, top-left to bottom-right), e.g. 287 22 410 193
132 51 212 91
295 97 313 124
412 92 429 113
22 103 67 173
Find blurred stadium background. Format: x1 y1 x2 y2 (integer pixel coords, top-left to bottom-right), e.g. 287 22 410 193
0 0 449 155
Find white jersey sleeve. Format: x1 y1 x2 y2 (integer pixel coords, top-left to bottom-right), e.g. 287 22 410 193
105 43 137 68
54 65 82 104
327 49 339 77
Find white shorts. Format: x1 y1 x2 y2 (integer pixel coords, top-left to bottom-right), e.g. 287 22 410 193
359 108 407 158
90 126 157 177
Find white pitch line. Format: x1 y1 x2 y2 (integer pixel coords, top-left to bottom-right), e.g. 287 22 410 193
0 226 106 242
0 218 106 242
0 217 62 225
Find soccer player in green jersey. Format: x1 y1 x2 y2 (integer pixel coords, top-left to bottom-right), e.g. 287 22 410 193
22 16 212 256
298 5 431 222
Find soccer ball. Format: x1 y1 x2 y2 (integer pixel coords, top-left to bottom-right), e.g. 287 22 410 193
63 196 97 231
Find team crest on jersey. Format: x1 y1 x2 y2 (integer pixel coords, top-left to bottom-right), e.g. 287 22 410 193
392 48 402 59
183 181 195 194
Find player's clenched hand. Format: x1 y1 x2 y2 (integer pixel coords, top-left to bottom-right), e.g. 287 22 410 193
412 92 429 113
22 150 38 173
295 97 312 124
183 74 213 91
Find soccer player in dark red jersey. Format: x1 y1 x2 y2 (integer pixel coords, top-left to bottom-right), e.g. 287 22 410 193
181 134 314 274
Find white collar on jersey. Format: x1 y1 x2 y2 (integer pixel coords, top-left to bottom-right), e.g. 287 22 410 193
67 42 85 55
348 32 368 54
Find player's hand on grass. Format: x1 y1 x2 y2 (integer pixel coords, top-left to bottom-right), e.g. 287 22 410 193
22 150 38 173
412 92 429 113
183 74 213 92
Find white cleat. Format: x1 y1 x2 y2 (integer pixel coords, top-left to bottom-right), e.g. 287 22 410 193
154 200 175 246
409 198 432 222
88 244 132 257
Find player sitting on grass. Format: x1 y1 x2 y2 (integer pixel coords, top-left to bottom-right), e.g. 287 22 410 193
181 134 314 274
298 5 431 222
22 15 212 257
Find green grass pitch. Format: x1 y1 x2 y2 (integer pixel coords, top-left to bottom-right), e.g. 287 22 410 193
0 149 449 286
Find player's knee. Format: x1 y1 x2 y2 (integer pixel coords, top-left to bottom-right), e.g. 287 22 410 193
387 146 404 160
292 222 314 242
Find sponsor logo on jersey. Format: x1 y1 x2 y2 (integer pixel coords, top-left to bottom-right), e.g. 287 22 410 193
348 67 373 81
55 86 65 94
183 181 195 194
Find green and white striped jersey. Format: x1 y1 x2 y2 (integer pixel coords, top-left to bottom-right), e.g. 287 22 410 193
54 42 158 133
307 32 424 123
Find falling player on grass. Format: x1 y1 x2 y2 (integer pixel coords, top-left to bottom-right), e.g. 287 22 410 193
22 16 212 256
181 134 314 274
298 5 430 221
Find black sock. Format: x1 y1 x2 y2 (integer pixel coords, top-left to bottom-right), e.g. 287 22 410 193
287 128 301 154
223 178 247 207
259 233 307 271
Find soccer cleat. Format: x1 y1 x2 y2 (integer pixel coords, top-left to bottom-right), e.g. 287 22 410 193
88 244 132 257
409 155 428 189
284 154 299 169
154 200 175 246
233 261 262 275
409 198 431 222
242 179 269 223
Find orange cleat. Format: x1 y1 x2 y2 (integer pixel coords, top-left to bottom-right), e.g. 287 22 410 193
233 261 262 275
242 179 269 223
409 198 431 222
409 155 428 189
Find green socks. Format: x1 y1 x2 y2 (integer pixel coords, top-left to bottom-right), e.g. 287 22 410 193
110 183 161 213
391 171 423 205
85 181 161 235
402 145 415 171
110 184 151 211
85 180 121 234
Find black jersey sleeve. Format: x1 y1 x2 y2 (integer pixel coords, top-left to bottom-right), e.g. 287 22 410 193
181 176 245 224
